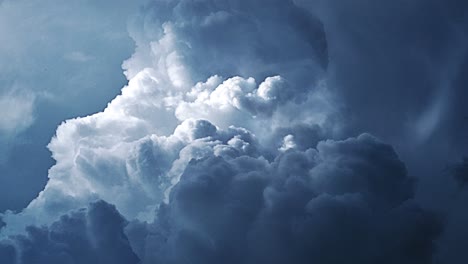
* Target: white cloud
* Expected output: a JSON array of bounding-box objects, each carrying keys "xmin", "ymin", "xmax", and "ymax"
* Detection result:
[
  {"xmin": 63, "ymin": 51, "xmax": 94, "ymax": 62},
  {"xmin": 0, "ymin": 0, "xmax": 334, "ymax": 237},
  {"xmin": 0, "ymin": 93, "xmax": 35, "ymax": 134}
]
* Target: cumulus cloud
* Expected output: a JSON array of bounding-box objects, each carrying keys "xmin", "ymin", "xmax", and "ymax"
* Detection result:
[
  {"xmin": 0, "ymin": 0, "xmax": 453, "ymax": 263},
  {"xmin": 125, "ymin": 134, "xmax": 440, "ymax": 264},
  {"xmin": 3, "ymin": 134, "xmax": 441, "ymax": 263},
  {"xmin": 0, "ymin": 200, "xmax": 138, "ymax": 264},
  {"xmin": 1, "ymin": 0, "xmax": 335, "ymax": 235}
]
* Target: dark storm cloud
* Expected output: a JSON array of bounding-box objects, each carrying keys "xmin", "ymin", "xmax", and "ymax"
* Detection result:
[
  {"xmin": 451, "ymin": 158, "xmax": 468, "ymax": 187},
  {"xmin": 296, "ymin": 0, "xmax": 468, "ymax": 144},
  {"xmin": 292, "ymin": 2, "xmax": 468, "ymax": 261},
  {"xmin": 126, "ymin": 134, "xmax": 441, "ymax": 264},
  {"xmin": 0, "ymin": 201, "xmax": 138, "ymax": 264},
  {"xmin": 0, "ymin": 243, "xmax": 15, "ymax": 264}
]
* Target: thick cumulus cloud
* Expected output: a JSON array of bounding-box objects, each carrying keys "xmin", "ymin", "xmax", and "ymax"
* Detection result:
[
  {"xmin": 0, "ymin": 0, "xmax": 455, "ymax": 263},
  {"xmin": 1, "ymin": 0, "xmax": 335, "ymax": 234},
  {"xmin": 295, "ymin": 0, "xmax": 468, "ymax": 209},
  {"xmin": 0, "ymin": 200, "xmax": 138, "ymax": 264},
  {"xmin": 293, "ymin": 1, "xmax": 468, "ymax": 261},
  {"xmin": 126, "ymin": 134, "xmax": 440, "ymax": 264}
]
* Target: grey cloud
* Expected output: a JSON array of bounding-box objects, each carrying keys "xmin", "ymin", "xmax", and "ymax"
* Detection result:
[
  {"xmin": 0, "ymin": 243, "xmax": 15, "ymax": 264},
  {"xmin": 125, "ymin": 0, "xmax": 327, "ymax": 95},
  {"xmin": 296, "ymin": 0, "xmax": 468, "ymax": 156},
  {"xmin": 126, "ymin": 134, "xmax": 441, "ymax": 264},
  {"xmin": 451, "ymin": 158, "xmax": 468, "ymax": 187},
  {"xmin": 1, "ymin": 200, "xmax": 138, "ymax": 264},
  {"xmin": 272, "ymin": 123, "xmax": 324, "ymax": 151},
  {"xmin": 290, "ymin": 2, "xmax": 468, "ymax": 261}
]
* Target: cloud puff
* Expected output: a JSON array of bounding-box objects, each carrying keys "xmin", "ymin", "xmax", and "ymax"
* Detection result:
[
  {"xmin": 0, "ymin": 114, "xmax": 266, "ymax": 235},
  {"xmin": 0, "ymin": 200, "xmax": 138, "ymax": 264},
  {"xmin": 0, "ymin": 92, "xmax": 35, "ymax": 135},
  {"xmin": 126, "ymin": 134, "xmax": 441, "ymax": 264}
]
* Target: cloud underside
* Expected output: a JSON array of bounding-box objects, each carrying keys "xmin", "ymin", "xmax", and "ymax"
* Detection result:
[{"xmin": 2, "ymin": 0, "xmax": 464, "ymax": 263}]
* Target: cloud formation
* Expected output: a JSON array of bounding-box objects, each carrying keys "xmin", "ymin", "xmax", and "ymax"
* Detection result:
[
  {"xmin": 1, "ymin": 0, "xmax": 335, "ymax": 234},
  {"xmin": 0, "ymin": 200, "xmax": 138, "ymax": 264},
  {"xmin": 0, "ymin": 0, "xmax": 460, "ymax": 263},
  {"xmin": 126, "ymin": 134, "xmax": 440, "ymax": 264},
  {"xmin": 0, "ymin": 92, "xmax": 35, "ymax": 135}
]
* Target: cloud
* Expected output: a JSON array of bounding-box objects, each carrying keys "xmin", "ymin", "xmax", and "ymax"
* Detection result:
[
  {"xmin": 63, "ymin": 51, "xmax": 94, "ymax": 63},
  {"xmin": 0, "ymin": 200, "xmax": 138, "ymax": 264},
  {"xmin": 1, "ymin": 0, "xmax": 334, "ymax": 235},
  {"xmin": 0, "ymin": 0, "xmax": 457, "ymax": 263},
  {"xmin": 123, "ymin": 0, "xmax": 328, "ymax": 82},
  {"xmin": 125, "ymin": 134, "xmax": 441, "ymax": 264},
  {"xmin": 292, "ymin": 2, "xmax": 468, "ymax": 261},
  {"xmin": 451, "ymin": 158, "xmax": 468, "ymax": 187},
  {"xmin": 1, "ymin": 135, "xmax": 441, "ymax": 263},
  {"xmin": 295, "ymin": 0, "xmax": 468, "ymax": 150},
  {"xmin": 0, "ymin": 92, "xmax": 35, "ymax": 135}
]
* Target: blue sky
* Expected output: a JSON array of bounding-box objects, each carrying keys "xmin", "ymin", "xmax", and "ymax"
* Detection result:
[
  {"xmin": 1, "ymin": 0, "xmax": 468, "ymax": 263},
  {"xmin": 0, "ymin": 0, "xmax": 145, "ymax": 210}
]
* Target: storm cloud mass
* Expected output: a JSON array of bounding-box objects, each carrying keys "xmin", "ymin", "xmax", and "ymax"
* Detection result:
[
  {"xmin": 126, "ymin": 134, "xmax": 441, "ymax": 264},
  {"xmin": 1, "ymin": 0, "xmax": 467, "ymax": 263},
  {"xmin": 0, "ymin": 200, "xmax": 138, "ymax": 264}
]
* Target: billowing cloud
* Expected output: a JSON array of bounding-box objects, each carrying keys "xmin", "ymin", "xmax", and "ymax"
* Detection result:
[
  {"xmin": 126, "ymin": 134, "xmax": 440, "ymax": 264},
  {"xmin": 1, "ymin": 135, "xmax": 442, "ymax": 264},
  {"xmin": 1, "ymin": 0, "xmax": 335, "ymax": 235},
  {"xmin": 0, "ymin": 0, "xmax": 459, "ymax": 263},
  {"xmin": 0, "ymin": 200, "xmax": 138, "ymax": 264}
]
